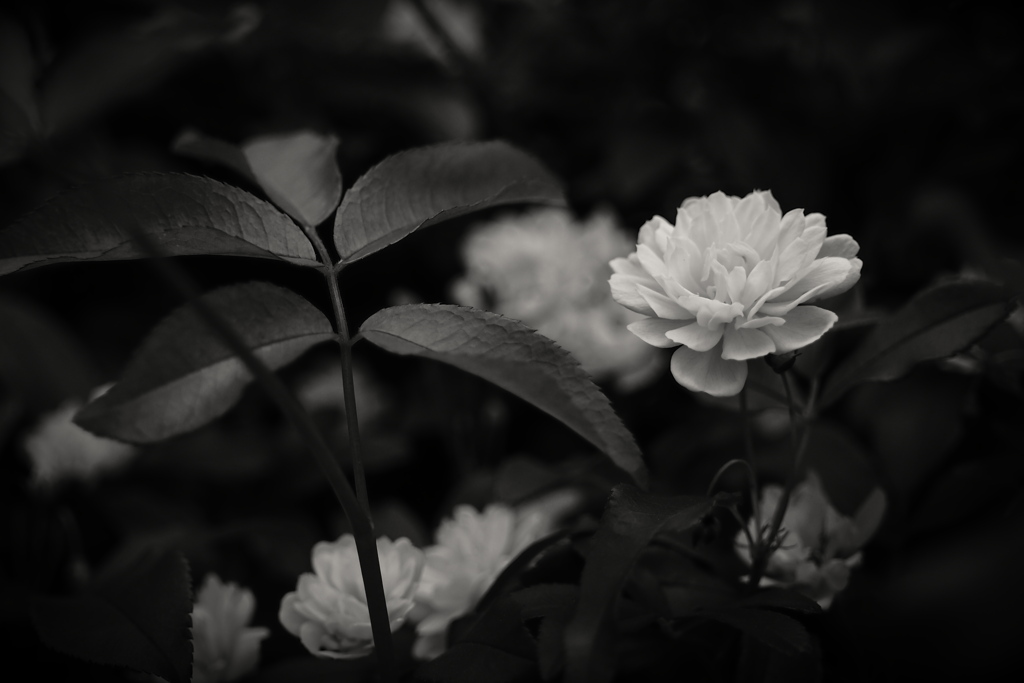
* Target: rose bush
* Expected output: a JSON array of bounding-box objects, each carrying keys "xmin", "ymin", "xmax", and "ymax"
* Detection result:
[
  {"xmin": 609, "ymin": 190, "xmax": 862, "ymax": 396},
  {"xmin": 191, "ymin": 574, "xmax": 269, "ymax": 683},
  {"xmin": 279, "ymin": 535, "xmax": 424, "ymax": 659},
  {"xmin": 736, "ymin": 472, "xmax": 887, "ymax": 608}
]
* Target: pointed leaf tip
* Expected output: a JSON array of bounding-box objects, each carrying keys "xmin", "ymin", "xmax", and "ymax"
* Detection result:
[
  {"xmin": 0, "ymin": 173, "xmax": 319, "ymax": 276},
  {"xmin": 359, "ymin": 304, "xmax": 645, "ymax": 483},
  {"xmin": 333, "ymin": 140, "xmax": 566, "ymax": 265}
]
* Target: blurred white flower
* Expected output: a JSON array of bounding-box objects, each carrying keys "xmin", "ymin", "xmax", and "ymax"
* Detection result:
[
  {"xmin": 736, "ymin": 472, "xmax": 886, "ymax": 608},
  {"xmin": 455, "ymin": 207, "xmax": 662, "ymax": 389},
  {"xmin": 279, "ymin": 535, "xmax": 424, "ymax": 659},
  {"xmin": 610, "ymin": 190, "xmax": 862, "ymax": 396},
  {"xmin": 192, "ymin": 574, "xmax": 269, "ymax": 683},
  {"xmin": 24, "ymin": 384, "xmax": 136, "ymax": 487},
  {"xmin": 295, "ymin": 360, "xmax": 388, "ymax": 426},
  {"xmin": 410, "ymin": 503, "xmax": 555, "ymax": 660}
]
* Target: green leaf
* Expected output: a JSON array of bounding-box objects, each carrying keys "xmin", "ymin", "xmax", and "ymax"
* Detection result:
[
  {"xmin": 76, "ymin": 282, "xmax": 334, "ymax": 443},
  {"xmin": 30, "ymin": 547, "xmax": 193, "ymax": 683},
  {"xmin": 333, "ymin": 140, "xmax": 565, "ymax": 265},
  {"xmin": 359, "ymin": 304, "xmax": 646, "ymax": 484},
  {"xmin": 563, "ymin": 485, "xmax": 717, "ymax": 683},
  {"xmin": 0, "ymin": 173, "xmax": 319, "ymax": 276},
  {"xmin": 175, "ymin": 129, "xmax": 343, "ymax": 228},
  {"xmin": 820, "ymin": 280, "xmax": 1012, "ymax": 407}
]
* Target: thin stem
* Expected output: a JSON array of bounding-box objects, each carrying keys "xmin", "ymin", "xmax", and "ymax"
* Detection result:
[
  {"xmin": 124, "ymin": 223, "xmax": 397, "ymax": 683},
  {"xmin": 706, "ymin": 458, "xmax": 757, "ymax": 498},
  {"xmin": 746, "ymin": 370, "xmax": 810, "ymax": 590},
  {"xmin": 738, "ymin": 387, "xmax": 761, "ymax": 537},
  {"xmin": 305, "ymin": 228, "xmax": 371, "ymax": 516}
]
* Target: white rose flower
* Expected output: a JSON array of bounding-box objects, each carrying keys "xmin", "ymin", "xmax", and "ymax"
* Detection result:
[
  {"xmin": 609, "ymin": 190, "xmax": 862, "ymax": 396},
  {"xmin": 455, "ymin": 207, "xmax": 662, "ymax": 389},
  {"xmin": 24, "ymin": 384, "xmax": 136, "ymax": 487},
  {"xmin": 191, "ymin": 574, "xmax": 269, "ymax": 683},
  {"xmin": 736, "ymin": 472, "xmax": 886, "ymax": 608},
  {"xmin": 279, "ymin": 535, "xmax": 424, "ymax": 659},
  {"xmin": 410, "ymin": 503, "xmax": 554, "ymax": 660}
]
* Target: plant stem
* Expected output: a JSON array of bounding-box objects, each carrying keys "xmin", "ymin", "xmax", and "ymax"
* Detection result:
[
  {"xmin": 746, "ymin": 370, "xmax": 810, "ymax": 590},
  {"xmin": 738, "ymin": 387, "xmax": 761, "ymax": 537},
  {"xmin": 125, "ymin": 222, "xmax": 397, "ymax": 683},
  {"xmin": 305, "ymin": 228, "xmax": 371, "ymax": 516}
]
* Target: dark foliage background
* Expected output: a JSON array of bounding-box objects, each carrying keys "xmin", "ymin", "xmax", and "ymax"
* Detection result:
[{"xmin": 2, "ymin": 1, "xmax": 1023, "ymax": 681}]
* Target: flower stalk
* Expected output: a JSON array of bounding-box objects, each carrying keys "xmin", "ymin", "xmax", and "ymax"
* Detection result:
[{"xmin": 747, "ymin": 367, "xmax": 811, "ymax": 589}]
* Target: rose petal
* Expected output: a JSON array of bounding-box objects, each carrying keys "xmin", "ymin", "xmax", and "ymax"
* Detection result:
[
  {"xmin": 721, "ymin": 326, "xmax": 776, "ymax": 361},
  {"xmin": 761, "ymin": 306, "xmax": 837, "ymax": 353},
  {"xmin": 670, "ymin": 343, "xmax": 748, "ymax": 396},
  {"xmin": 665, "ymin": 321, "xmax": 725, "ymax": 352},
  {"xmin": 771, "ymin": 257, "xmax": 855, "ymax": 305},
  {"xmin": 609, "ymin": 273, "xmax": 656, "ymax": 316},
  {"xmin": 627, "ymin": 318, "xmax": 686, "ymax": 348},
  {"xmin": 638, "ymin": 285, "xmax": 693, "ymax": 320},
  {"xmin": 817, "ymin": 234, "xmax": 860, "ymax": 259}
]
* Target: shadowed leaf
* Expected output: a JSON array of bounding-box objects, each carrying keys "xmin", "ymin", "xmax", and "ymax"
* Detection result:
[
  {"xmin": 333, "ymin": 140, "xmax": 565, "ymax": 264},
  {"xmin": 820, "ymin": 280, "xmax": 1012, "ymax": 407},
  {"xmin": 564, "ymin": 486, "xmax": 717, "ymax": 683},
  {"xmin": 0, "ymin": 173, "xmax": 319, "ymax": 276},
  {"xmin": 76, "ymin": 282, "xmax": 334, "ymax": 443},
  {"xmin": 31, "ymin": 547, "xmax": 193, "ymax": 683},
  {"xmin": 359, "ymin": 304, "xmax": 646, "ymax": 484}
]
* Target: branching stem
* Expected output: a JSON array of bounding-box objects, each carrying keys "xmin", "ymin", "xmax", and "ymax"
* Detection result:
[{"xmin": 127, "ymin": 221, "xmax": 396, "ymax": 683}]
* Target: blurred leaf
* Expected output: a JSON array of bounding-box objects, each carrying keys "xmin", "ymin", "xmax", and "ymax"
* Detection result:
[
  {"xmin": 360, "ymin": 304, "xmax": 647, "ymax": 484},
  {"xmin": 910, "ymin": 455, "xmax": 1024, "ymax": 537},
  {"xmin": 176, "ymin": 129, "xmax": 343, "ymax": 228},
  {"xmin": 248, "ymin": 657, "xmax": 375, "ymax": 683},
  {"xmin": 820, "ymin": 280, "xmax": 1012, "ymax": 407},
  {"xmin": 476, "ymin": 532, "xmax": 573, "ymax": 614},
  {"xmin": 697, "ymin": 606, "xmax": 812, "ymax": 656},
  {"xmin": 737, "ymin": 588, "xmax": 823, "ymax": 615},
  {"xmin": 30, "ymin": 547, "xmax": 192, "ymax": 683},
  {"xmin": 0, "ymin": 13, "xmax": 40, "ymax": 165},
  {"xmin": 37, "ymin": 7, "xmax": 238, "ymax": 137},
  {"xmin": 564, "ymin": 485, "xmax": 717, "ymax": 683},
  {"xmin": 0, "ymin": 174, "xmax": 319, "ymax": 276},
  {"xmin": 0, "ymin": 293, "xmax": 101, "ymax": 411},
  {"xmin": 76, "ymin": 282, "xmax": 334, "ymax": 443},
  {"xmin": 173, "ymin": 128, "xmax": 258, "ymax": 183},
  {"xmin": 418, "ymin": 593, "xmax": 539, "ymax": 683},
  {"xmin": 333, "ymin": 140, "xmax": 565, "ymax": 264}
]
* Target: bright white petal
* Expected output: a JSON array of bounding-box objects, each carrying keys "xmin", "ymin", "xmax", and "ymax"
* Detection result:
[
  {"xmin": 638, "ymin": 285, "xmax": 693, "ymax": 320},
  {"xmin": 670, "ymin": 343, "xmax": 748, "ymax": 397},
  {"xmin": 721, "ymin": 326, "xmax": 776, "ymax": 361},
  {"xmin": 772, "ymin": 257, "xmax": 854, "ymax": 304},
  {"xmin": 627, "ymin": 318, "xmax": 684, "ymax": 348},
  {"xmin": 761, "ymin": 306, "xmax": 837, "ymax": 353},
  {"xmin": 609, "ymin": 274, "xmax": 656, "ymax": 316},
  {"xmin": 817, "ymin": 234, "xmax": 859, "ymax": 259},
  {"xmin": 665, "ymin": 322, "xmax": 725, "ymax": 352}
]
